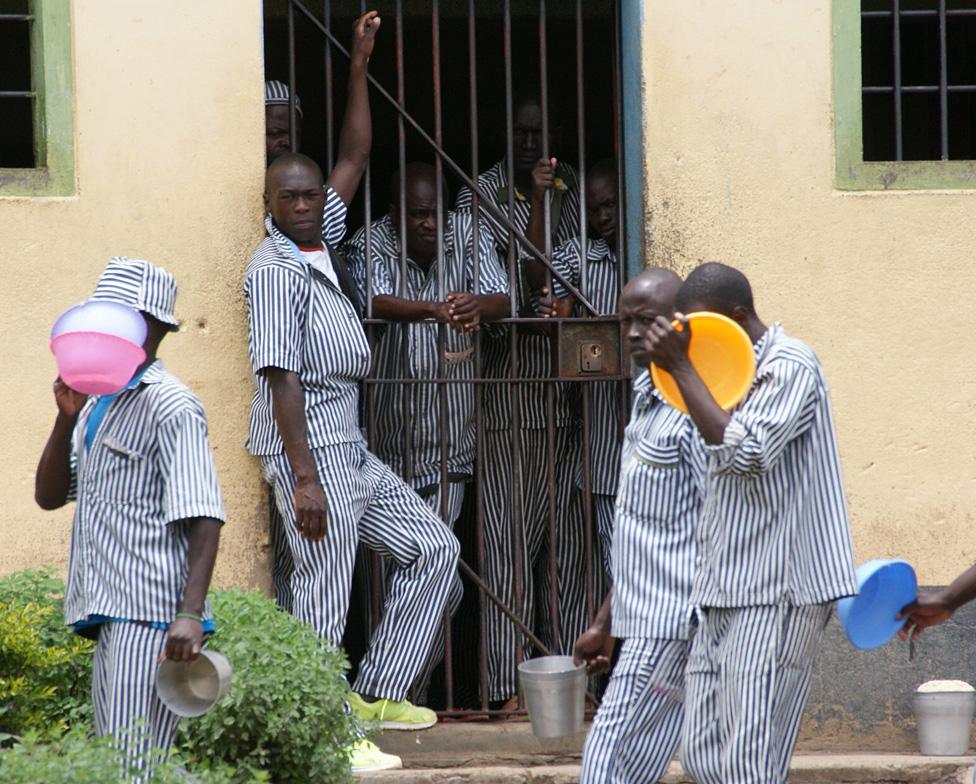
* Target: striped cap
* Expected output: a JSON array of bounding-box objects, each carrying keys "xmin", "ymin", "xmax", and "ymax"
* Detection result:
[
  {"xmin": 89, "ymin": 257, "xmax": 180, "ymax": 330},
  {"xmin": 265, "ymin": 80, "xmax": 303, "ymax": 117}
]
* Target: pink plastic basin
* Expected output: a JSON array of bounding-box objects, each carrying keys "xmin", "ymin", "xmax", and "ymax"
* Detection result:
[{"xmin": 50, "ymin": 332, "xmax": 145, "ymax": 395}]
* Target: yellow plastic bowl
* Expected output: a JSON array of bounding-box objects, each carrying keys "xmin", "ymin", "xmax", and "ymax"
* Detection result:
[{"xmin": 650, "ymin": 311, "xmax": 756, "ymax": 413}]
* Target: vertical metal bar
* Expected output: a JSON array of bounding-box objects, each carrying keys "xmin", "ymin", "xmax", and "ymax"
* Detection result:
[
  {"xmin": 357, "ymin": 0, "xmax": 379, "ymax": 634},
  {"xmin": 395, "ymin": 0, "xmax": 415, "ymax": 488},
  {"xmin": 324, "ymin": 0, "xmax": 334, "ymax": 168},
  {"xmin": 503, "ymin": 0, "xmax": 527, "ymax": 707},
  {"xmin": 612, "ymin": 0, "xmax": 627, "ymax": 284},
  {"xmin": 576, "ymin": 0, "xmax": 588, "ymax": 295},
  {"xmin": 361, "ymin": 0, "xmax": 373, "ymax": 322},
  {"xmin": 575, "ymin": 0, "xmax": 596, "ymax": 623},
  {"xmin": 431, "ymin": 0, "xmax": 454, "ymax": 712},
  {"xmin": 288, "ymin": 0, "xmax": 298, "ymax": 152},
  {"xmin": 538, "ymin": 0, "xmax": 561, "ymax": 652},
  {"xmin": 893, "ymin": 0, "xmax": 903, "ymax": 161},
  {"xmin": 468, "ymin": 0, "xmax": 491, "ymax": 715},
  {"xmin": 580, "ymin": 383, "xmax": 595, "ymax": 621},
  {"xmin": 938, "ymin": 0, "xmax": 949, "ymax": 160}
]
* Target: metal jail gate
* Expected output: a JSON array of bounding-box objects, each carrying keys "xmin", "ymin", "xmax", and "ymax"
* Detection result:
[{"xmin": 264, "ymin": 0, "xmax": 633, "ymax": 715}]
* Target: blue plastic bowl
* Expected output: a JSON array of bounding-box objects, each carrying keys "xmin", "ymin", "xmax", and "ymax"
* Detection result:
[{"xmin": 835, "ymin": 559, "xmax": 917, "ymax": 650}]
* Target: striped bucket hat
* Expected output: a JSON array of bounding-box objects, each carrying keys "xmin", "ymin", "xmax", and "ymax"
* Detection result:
[
  {"xmin": 89, "ymin": 257, "xmax": 179, "ymax": 330},
  {"xmin": 265, "ymin": 80, "xmax": 303, "ymax": 117}
]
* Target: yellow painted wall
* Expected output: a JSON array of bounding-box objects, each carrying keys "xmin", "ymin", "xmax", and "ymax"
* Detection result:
[
  {"xmin": 4, "ymin": 0, "xmax": 970, "ymax": 596},
  {"xmin": 642, "ymin": 0, "xmax": 976, "ymax": 585},
  {"xmin": 0, "ymin": 0, "xmax": 270, "ymax": 589}
]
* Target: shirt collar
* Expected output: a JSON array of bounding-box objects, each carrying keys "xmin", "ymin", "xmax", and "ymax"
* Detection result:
[
  {"xmin": 587, "ymin": 237, "xmax": 614, "ymax": 262},
  {"xmin": 753, "ymin": 322, "xmax": 783, "ymax": 367}
]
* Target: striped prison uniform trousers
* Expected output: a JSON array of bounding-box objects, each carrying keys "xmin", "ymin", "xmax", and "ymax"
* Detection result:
[
  {"xmin": 591, "ymin": 492, "xmax": 616, "ymax": 579},
  {"xmin": 361, "ymin": 479, "xmax": 467, "ymax": 705},
  {"xmin": 482, "ymin": 426, "xmax": 590, "ymax": 702},
  {"xmin": 681, "ymin": 603, "xmax": 831, "ymax": 784},
  {"xmin": 92, "ymin": 622, "xmax": 181, "ymax": 773},
  {"xmin": 580, "ymin": 638, "xmax": 689, "ymax": 784},
  {"xmin": 261, "ymin": 441, "xmax": 461, "ymax": 701}
]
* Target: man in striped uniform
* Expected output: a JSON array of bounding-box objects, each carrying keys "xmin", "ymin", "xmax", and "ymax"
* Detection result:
[
  {"xmin": 646, "ymin": 262, "xmax": 858, "ymax": 783},
  {"xmin": 343, "ymin": 162, "xmax": 510, "ymax": 526},
  {"xmin": 265, "ymin": 78, "xmax": 301, "ymax": 163},
  {"xmin": 573, "ymin": 267, "xmax": 704, "ymax": 784},
  {"xmin": 246, "ymin": 151, "xmax": 460, "ymax": 754},
  {"xmin": 35, "ymin": 257, "xmax": 225, "ymax": 773},
  {"xmin": 455, "ymin": 89, "xmax": 587, "ymax": 710},
  {"xmin": 342, "ymin": 163, "xmax": 508, "ymax": 702},
  {"xmin": 526, "ymin": 158, "xmax": 624, "ymax": 577}
]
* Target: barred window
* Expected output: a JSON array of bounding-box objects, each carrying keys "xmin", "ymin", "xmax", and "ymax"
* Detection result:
[
  {"xmin": 861, "ymin": 0, "xmax": 976, "ymax": 161},
  {"xmin": 0, "ymin": 0, "xmax": 34, "ymax": 167}
]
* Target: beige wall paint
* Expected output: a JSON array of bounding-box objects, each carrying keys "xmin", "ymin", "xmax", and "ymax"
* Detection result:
[
  {"xmin": 643, "ymin": 0, "xmax": 976, "ymax": 584},
  {"xmin": 0, "ymin": 1, "xmax": 270, "ymax": 589}
]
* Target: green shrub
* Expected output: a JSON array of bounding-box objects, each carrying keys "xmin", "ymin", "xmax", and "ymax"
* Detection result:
[
  {"xmin": 177, "ymin": 589, "xmax": 358, "ymax": 784},
  {"xmin": 0, "ymin": 569, "xmax": 93, "ymax": 738},
  {"xmin": 0, "ymin": 729, "xmax": 265, "ymax": 784}
]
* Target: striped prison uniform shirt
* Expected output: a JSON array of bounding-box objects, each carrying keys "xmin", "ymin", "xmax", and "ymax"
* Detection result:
[
  {"xmin": 611, "ymin": 371, "xmax": 704, "ymax": 640},
  {"xmin": 455, "ymin": 158, "xmax": 581, "ymax": 431},
  {"xmin": 245, "ymin": 195, "xmax": 366, "ymax": 456},
  {"xmin": 551, "ymin": 236, "xmax": 626, "ymax": 496},
  {"xmin": 245, "ymin": 204, "xmax": 462, "ymax": 703},
  {"xmin": 691, "ymin": 323, "xmax": 859, "ymax": 608},
  {"xmin": 579, "ymin": 373, "xmax": 703, "ymax": 784},
  {"xmin": 63, "ymin": 360, "xmax": 226, "ymax": 627},
  {"xmin": 341, "ymin": 211, "xmax": 509, "ymax": 488}
]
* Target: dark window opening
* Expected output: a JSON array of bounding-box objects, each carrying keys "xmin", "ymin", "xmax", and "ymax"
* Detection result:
[
  {"xmin": 0, "ymin": 0, "xmax": 35, "ymax": 168},
  {"xmin": 861, "ymin": 0, "xmax": 976, "ymax": 161},
  {"xmin": 262, "ymin": 0, "xmax": 617, "ymax": 230}
]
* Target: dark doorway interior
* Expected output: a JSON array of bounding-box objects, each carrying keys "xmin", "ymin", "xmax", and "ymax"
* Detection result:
[{"xmin": 263, "ymin": 0, "xmax": 620, "ymax": 712}]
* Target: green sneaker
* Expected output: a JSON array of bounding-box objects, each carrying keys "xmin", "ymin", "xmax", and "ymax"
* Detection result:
[
  {"xmin": 349, "ymin": 738, "xmax": 402, "ymax": 773},
  {"xmin": 348, "ymin": 691, "xmax": 438, "ymax": 730}
]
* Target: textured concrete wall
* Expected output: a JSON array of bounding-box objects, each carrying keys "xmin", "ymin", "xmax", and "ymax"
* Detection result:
[
  {"xmin": 642, "ymin": 0, "xmax": 976, "ymax": 584},
  {"xmin": 0, "ymin": 1, "xmax": 270, "ymax": 590}
]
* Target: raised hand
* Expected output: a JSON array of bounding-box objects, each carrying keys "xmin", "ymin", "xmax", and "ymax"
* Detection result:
[
  {"xmin": 530, "ymin": 157, "xmax": 557, "ymax": 204},
  {"xmin": 53, "ymin": 378, "xmax": 87, "ymax": 418},
  {"xmin": 350, "ymin": 10, "xmax": 381, "ymax": 65},
  {"xmin": 646, "ymin": 313, "xmax": 692, "ymax": 372}
]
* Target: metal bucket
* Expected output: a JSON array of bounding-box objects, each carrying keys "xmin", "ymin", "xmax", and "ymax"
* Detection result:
[
  {"xmin": 517, "ymin": 655, "xmax": 586, "ymax": 738},
  {"xmin": 156, "ymin": 650, "xmax": 233, "ymax": 718},
  {"xmin": 913, "ymin": 691, "xmax": 976, "ymax": 756}
]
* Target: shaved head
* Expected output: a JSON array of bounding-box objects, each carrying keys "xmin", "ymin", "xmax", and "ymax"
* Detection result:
[
  {"xmin": 265, "ymin": 151, "xmax": 323, "ymax": 193},
  {"xmin": 389, "ymin": 162, "xmax": 449, "ymax": 205},
  {"xmin": 675, "ymin": 261, "xmax": 755, "ymax": 317},
  {"xmin": 263, "ymin": 152, "xmax": 326, "ymax": 245},
  {"xmin": 620, "ymin": 267, "xmax": 683, "ymax": 367},
  {"xmin": 622, "ymin": 267, "xmax": 682, "ymax": 305}
]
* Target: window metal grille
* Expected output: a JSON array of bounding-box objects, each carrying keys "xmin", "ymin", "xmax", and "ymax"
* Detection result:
[
  {"xmin": 269, "ymin": 0, "xmax": 628, "ymax": 716},
  {"xmin": 0, "ymin": 0, "xmax": 35, "ymax": 168},
  {"xmin": 861, "ymin": 0, "xmax": 976, "ymax": 161}
]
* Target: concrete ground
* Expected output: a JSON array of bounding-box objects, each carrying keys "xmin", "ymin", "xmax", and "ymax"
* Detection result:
[{"xmin": 362, "ymin": 723, "xmax": 975, "ymax": 783}]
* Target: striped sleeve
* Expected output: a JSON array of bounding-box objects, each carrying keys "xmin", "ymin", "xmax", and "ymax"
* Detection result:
[
  {"xmin": 340, "ymin": 232, "xmax": 368, "ymax": 306},
  {"xmin": 66, "ymin": 428, "xmax": 80, "ymax": 503},
  {"xmin": 467, "ymin": 217, "xmax": 508, "ymax": 296},
  {"xmin": 454, "ymin": 183, "xmax": 474, "ymax": 211},
  {"xmin": 708, "ymin": 359, "xmax": 819, "ymax": 477},
  {"xmin": 246, "ymin": 264, "xmax": 306, "ymax": 374},
  {"xmin": 322, "ymin": 186, "xmax": 348, "ymax": 247},
  {"xmin": 549, "ymin": 240, "xmax": 581, "ymax": 300},
  {"xmin": 157, "ymin": 407, "xmax": 226, "ymax": 525}
]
